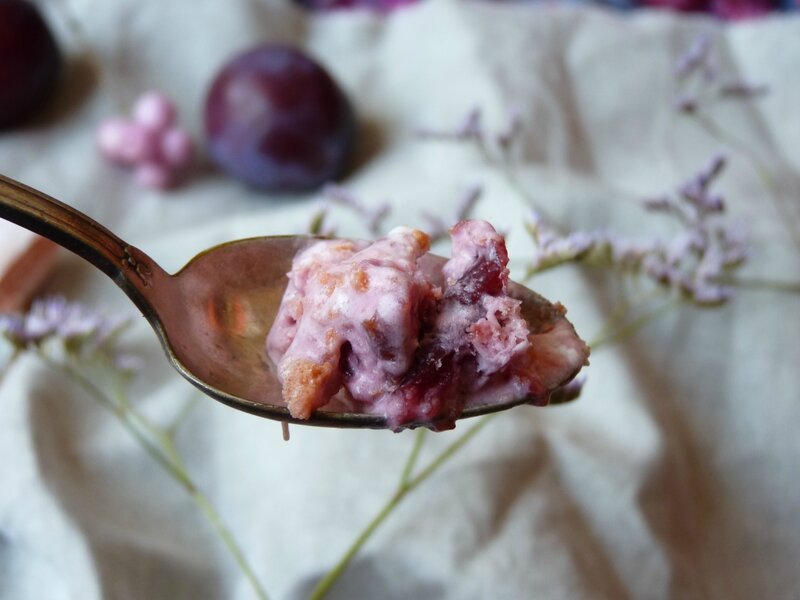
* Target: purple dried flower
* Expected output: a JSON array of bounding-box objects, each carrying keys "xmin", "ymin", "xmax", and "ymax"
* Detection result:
[
  {"xmin": 527, "ymin": 154, "xmax": 748, "ymax": 307},
  {"xmin": 718, "ymin": 221, "xmax": 750, "ymax": 266},
  {"xmin": 0, "ymin": 296, "xmax": 132, "ymax": 350},
  {"xmin": 688, "ymin": 247, "xmax": 734, "ymax": 305},
  {"xmin": 675, "ymin": 34, "xmax": 712, "ymax": 80},
  {"xmin": 642, "ymin": 195, "xmax": 677, "ymax": 213},
  {"xmin": 454, "ymin": 183, "xmax": 483, "ymax": 220},
  {"xmin": 495, "ymin": 108, "xmax": 523, "ymax": 150},
  {"xmin": 675, "ymin": 95, "xmax": 699, "ymax": 114},
  {"xmin": 322, "ymin": 184, "xmax": 391, "ymax": 236},
  {"xmin": 0, "ymin": 313, "xmax": 25, "ymax": 342},
  {"xmin": 674, "ymin": 37, "xmax": 767, "ymax": 114},
  {"xmin": 642, "ymin": 254, "xmax": 677, "ymax": 285},
  {"xmin": 422, "ymin": 184, "xmax": 483, "ymax": 243},
  {"xmin": 610, "ymin": 240, "xmax": 653, "ymax": 267},
  {"xmin": 526, "ymin": 212, "xmax": 605, "ymax": 272},
  {"xmin": 416, "ymin": 106, "xmax": 525, "ymax": 154},
  {"xmin": 676, "ymin": 152, "xmax": 728, "ymax": 218},
  {"xmin": 690, "ymin": 281, "xmax": 734, "ymax": 305},
  {"xmin": 718, "ymin": 80, "xmax": 770, "ymax": 99},
  {"xmin": 416, "ymin": 108, "xmax": 483, "ymax": 142},
  {"xmin": 114, "ymin": 352, "xmax": 145, "ymax": 374}
]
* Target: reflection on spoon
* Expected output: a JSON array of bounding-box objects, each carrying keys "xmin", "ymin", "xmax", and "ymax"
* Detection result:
[{"xmin": 0, "ymin": 175, "xmax": 587, "ymax": 429}]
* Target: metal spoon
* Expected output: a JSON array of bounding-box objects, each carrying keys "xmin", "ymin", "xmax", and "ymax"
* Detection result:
[{"xmin": 0, "ymin": 175, "xmax": 587, "ymax": 429}]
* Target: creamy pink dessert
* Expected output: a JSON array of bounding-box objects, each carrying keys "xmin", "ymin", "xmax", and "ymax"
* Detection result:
[{"xmin": 267, "ymin": 220, "xmax": 588, "ymax": 431}]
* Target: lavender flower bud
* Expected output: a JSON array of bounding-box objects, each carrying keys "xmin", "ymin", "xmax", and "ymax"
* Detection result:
[
  {"xmin": 675, "ymin": 34, "xmax": 712, "ymax": 80},
  {"xmin": 496, "ymin": 108, "xmax": 523, "ymax": 150},
  {"xmin": 718, "ymin": 80, "xmax": 769, "ymax": 99},
  {"xmin": 641, "ymin": 196, "xmax": 675, "ymax": 212},
  {"xmin": 675, "ymin": 95, "xmax": 699, "ymax": 114},
  {"xmin": 691, "ymin": 282, "xmax": 733, "ymax": 306},
  {"xmin": 718, "ymin": 221, "xmax": 750, "ymax": 266},
  {"xmin": 415, "ymin": 107, "xmax": 483, "ymax": 142},
  {"xmin": 322, "ymin": 184, "xmax": 391, "ymax": 236},
  {"xmin": 0, "ymin": 297, "xmax": 134, "ymax": 351}
]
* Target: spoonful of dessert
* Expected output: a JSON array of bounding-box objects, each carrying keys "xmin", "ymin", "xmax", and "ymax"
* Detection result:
[{"xmin": 0, "ymin": 175, "xmax": 589, "ymax": 431}]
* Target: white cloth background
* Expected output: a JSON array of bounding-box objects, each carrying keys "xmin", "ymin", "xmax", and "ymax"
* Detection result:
[{"xmin": 1, "ymin": 1, "xmax": 799, "ymax": 598}]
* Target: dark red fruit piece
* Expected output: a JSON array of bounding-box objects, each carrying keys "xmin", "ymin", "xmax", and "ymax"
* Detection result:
[
  {"xmin": 392, "ymin": 344, "xmax": 462, "ymax": 431},
  {"xmin": 204, "ymin": 44, "xmax": 356, "ymax": 192},
  {"xmin": 445, "ymin": 233, "xmax": 509, "ymax": 304},
  {"xmin": 0, "ymin": 0, "xmax": 62, "ymax": 129},
  {"xmin": 445, "ymin": 255, "xmax": 507, "ymax": 304}
]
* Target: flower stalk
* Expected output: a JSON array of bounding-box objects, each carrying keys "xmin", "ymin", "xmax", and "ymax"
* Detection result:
[
  {"xmin": 309, "ymin": 416, "xmax": 496, "ymax": 600},
  {"xmin": 0, "ymin": 299, "xmax": 271, "ymax": 600}
]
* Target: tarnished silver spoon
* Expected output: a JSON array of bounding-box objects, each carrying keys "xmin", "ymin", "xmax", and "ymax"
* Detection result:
[{"xmin": 0, "ymin": 175, "xmax": 587, "ymax": 429}]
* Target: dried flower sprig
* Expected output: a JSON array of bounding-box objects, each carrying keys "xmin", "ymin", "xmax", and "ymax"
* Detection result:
[
  {"xmin": 673, "ymin": 34, "xmax": 768, "ymax": 115},
  {"xmin": 420, "ymin": 183, "xmax": 482, "ymax": 243},
  {"xmin": 526, "ymin": 153, "xmax": 749, "ymax": 306},
  {"xmin": 309, "ymin": 416, "xmax": 498, "ymax": 600},
  {"xmin": 416, "ymin": 106, "xmax": 525, "ymax": 157},
  {"xmin": 0, "ymin": 298, "xmax": 270, "ymax": 600},
  {"xmin": 416, "ymin": 106, "xmax": 542, "ymax": 211},
  {"xmin": 0, "ymin": 296, "xmax": 136, "ymax": 367},
  {"xmin": 321, "ymin": 184, "xmax": 392, "ymax": 236},
  {"xmin": 672, "ymin": 35, "xmax": 800, "ymax": 251},
  {"xmin": 308, "ymin": 183, "xmax": 485, "ymax": 245}
]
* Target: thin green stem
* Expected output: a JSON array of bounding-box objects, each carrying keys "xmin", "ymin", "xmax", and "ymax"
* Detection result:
[
  {"xmin": 399, "ymin": 429, "xmax": 427, "ymax": 486},
  {"xmin": 308, "ymin": 488, "xmax": 405, "ymax": 600},
  {"xmin": 473, "ymin": 138, "xmax": 556, "ymax": 223},
  {"xmin": 309, "ymin": 415, "xmax": 496, "ymax": 600},
  {"xmin": 0, "ymin": 347, "xmax": 21, "ymax": 384},
  {"xmin": 588, "ymin": 287, "xmax": 666, "ymax": 350},
  {"xmin": 39, "ymin": 352, "xmax": 270, "ymax": 600},
  {"xmin": 719, "ymin": 275, "xmax": 800, "ymax": 294},
  {"xmin": 689, "ymin": 112, "xmax": 800, "ymax": 251},
  {"xmin": 165, "ymin": 397, "xmax": 201, "ymax": 438},
  {"xmin": 45, "ymin": 355, "xmax": 193, "ymax": 488},
  {"xmin": 406, "ymin": 415, "xmax": 496, "ymax": 490},
  {"xmin": 690, "ymin": 112, "xmax": 775, "ymax": 189},
  {"xmin": 191, "ymin": 489, "xmax": 270, "ymax": 600},
  {"xmin": 589, "ymin": 297, "xmax": 678, "ymax": 351}
]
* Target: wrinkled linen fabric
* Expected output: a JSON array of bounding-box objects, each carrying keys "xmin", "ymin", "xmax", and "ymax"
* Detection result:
[{"xmin": 1, "ymin": 1, "xmax": 799, "ymax": 599}]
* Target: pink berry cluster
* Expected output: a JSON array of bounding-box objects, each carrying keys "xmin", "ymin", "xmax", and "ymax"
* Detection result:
[{"xmin": 97, "ymin": 92, "xmax": 194, "ymax": 190}]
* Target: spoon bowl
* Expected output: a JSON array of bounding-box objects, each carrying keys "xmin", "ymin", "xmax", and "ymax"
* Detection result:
[{"xmin": 0, "ymin": 175, "xmax": 586, "ymax": 429}]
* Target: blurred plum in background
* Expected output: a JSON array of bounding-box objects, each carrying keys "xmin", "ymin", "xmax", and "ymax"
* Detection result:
[
  {"xmin": 293, "ymin": 0, "xmax": 417, "ymax": 10},
  {"xmin": 204, "ymin": 45, "xmax": 356, "ymax": 193},
  {"xmin": 0, "ymin": 0, "xmax": 62, "ymax": 129}
]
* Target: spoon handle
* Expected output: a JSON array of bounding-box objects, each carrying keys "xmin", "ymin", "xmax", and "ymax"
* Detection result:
[{"xmin": 0, "ymin": 174, "xmax": 164, "ymax": 304}]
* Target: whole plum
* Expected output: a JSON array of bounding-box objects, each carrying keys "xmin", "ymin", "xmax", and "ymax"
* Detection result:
[
  {"xmin": 0, "ymin": 0, "xmax": 62, "ymax": 129},
  {"xmin": 204, "ymin": 44, "xmax": 356, "ymax": 192}
]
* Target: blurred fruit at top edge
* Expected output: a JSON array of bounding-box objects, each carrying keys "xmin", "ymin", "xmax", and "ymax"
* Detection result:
[
  {"xmin": 204, "ymin": 44, "xmax": 356, "ymax": 193},
  {"xmin": 0, "ymin": 0, "xmax": 62, "ymax": 130},
  {"xmin": 711, "ymin": 0, "xmax": 778, "ymax": 18},
  {"xmin": 293, "ymin": 0, "xmax": 417, "ymax": 11},
  {"xmin": 641, "ymin": 0, "xmax": 709, "ymax": 12}
]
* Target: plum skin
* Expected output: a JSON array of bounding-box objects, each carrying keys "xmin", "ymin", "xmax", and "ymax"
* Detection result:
[
  {"xmin": 0, "ymin": 0, "xmax": 62, "ymax": 129},
  {"xmin": 204, "ymin": 44, "xmax": 357, "ymax": 192}
]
